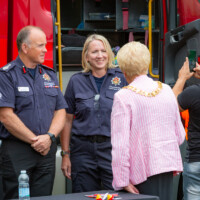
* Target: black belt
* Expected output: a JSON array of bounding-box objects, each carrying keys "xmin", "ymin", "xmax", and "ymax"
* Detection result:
[{"xmin": 75, "ymin": 135, "xmax": 110, "ymax": 143}]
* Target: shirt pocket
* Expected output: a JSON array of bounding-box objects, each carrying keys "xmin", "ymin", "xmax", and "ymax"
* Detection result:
[
  {"xmin": 15, "ymin": 90, "xmax": 34, "ymax": 110},
  {"xmin": 104, "ymin": 90, "xmax": 116, "ymax": 110},
  {"xmin": 44, "ymin": 88, "xmax": 58, "ymax": 111},
  {"xmin": 105, "ymin": 90, "xmax": 116, "ymax": 100},
  {"xmin": 75, "ymin": 92, "xmax": 94, "ymax": 112}
]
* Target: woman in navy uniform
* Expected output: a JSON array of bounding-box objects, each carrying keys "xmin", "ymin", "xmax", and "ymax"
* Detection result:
[{"xmin": 60, "ymin": 34, "xmax": 127, "ymax": 192}]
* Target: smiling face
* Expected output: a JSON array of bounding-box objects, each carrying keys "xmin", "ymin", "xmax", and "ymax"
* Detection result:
[
  {"xmin": 86, "ymin": 40, "xmax": 108, "ymax": 75},
  {"xmin": 24, "ymin": 29, "xmax": 47, "ymax": 66}
]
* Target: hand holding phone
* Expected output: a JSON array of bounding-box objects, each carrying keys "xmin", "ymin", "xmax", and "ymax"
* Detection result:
[{"xmin": 188, "ymin": 50, "xmax": 196, "ymax": 72}]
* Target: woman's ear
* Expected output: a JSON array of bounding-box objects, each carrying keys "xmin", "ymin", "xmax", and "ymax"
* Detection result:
[{"xmin": 123, "ymin": 72, "xmax": 127, "ymax": 79}]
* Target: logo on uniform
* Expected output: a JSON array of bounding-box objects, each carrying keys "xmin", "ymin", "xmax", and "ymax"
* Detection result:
[
  {"xmin": 43, "ymin": 73, "xmax": 51, "ymax": 81},
  {"xmin": 0, "ymin": 92, "xmax": 2, "ymax": 99},
  {"xmin": 111, "ymin": 76, "xmax": 121, "ymax": 86}
]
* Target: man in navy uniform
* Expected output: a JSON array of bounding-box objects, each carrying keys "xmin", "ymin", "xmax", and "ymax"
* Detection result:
[
  {"xmin": 0, "ymin": 139, "xmax": 2, "ymax": 200},
  {"xmin": 0, "ymin": 26, "xmax": 67, "ymax": 199}
]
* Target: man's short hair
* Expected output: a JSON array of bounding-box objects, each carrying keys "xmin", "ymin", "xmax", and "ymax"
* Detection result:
[{"xmin": 16, "ymin": 25, "xmax": 44, "ymax": 52}]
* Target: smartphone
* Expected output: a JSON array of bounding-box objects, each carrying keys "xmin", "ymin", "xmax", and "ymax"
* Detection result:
[{"xmin": 188, "ymin": 50, "xmax": 196, "ymax": 72}]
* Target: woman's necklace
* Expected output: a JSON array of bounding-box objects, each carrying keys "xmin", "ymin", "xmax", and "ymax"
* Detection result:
[{"xmin": 123, "ymin": 81, "xmax": 162, "ymax": 97}]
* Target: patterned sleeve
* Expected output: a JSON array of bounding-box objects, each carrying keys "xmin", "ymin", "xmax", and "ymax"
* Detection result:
[
  {"xmin": 175, "ymin": 102, "xmax": 186, "ymax": 145},
  {"xmin": 172, "ymin": 90, "xmax": 186, "ymax": 145},
  {"xmin": 111, "ymin": 92, "xmax": 131, "ymax": 190}
]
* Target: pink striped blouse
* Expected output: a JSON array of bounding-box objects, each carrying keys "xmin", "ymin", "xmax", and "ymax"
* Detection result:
[{"xmin": 111, "ymin": 75, "xmax": 185, "ymax": 190}]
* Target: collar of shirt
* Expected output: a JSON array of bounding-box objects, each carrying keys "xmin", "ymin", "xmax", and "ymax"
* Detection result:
[
  {"xmin": 83, "ymin": 68, "xmax": 116, "ymax": 76},
  {"xmin": 15, "ymin": 56, "xmax": 25, "ymax": 67}
]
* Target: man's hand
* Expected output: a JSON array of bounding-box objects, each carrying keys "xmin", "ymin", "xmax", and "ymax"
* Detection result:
[
  {"xmin": 173, "ymin": 57, "xmax": 194, "ymax": 98},
  {"xmin": 40, "ymin": 147, "xmax": 50, "ymax": 156},
  {"xmin": 61, "ymin": 156, "xmax": 71, "ymax": 179},
  {"xmin": 31, "ymin": 134, "xmax": 51, "ymax": 155},
  {"xmin": 193, "ymin": 62, "xmax": 200, "ymax": 79},
  {"xmin": 124, "ymin": 183, "xmax": 139, "ymax": 194},
  {"xmin": 178, "ymin": 57, "xmax": 193, "ymax": 81}
]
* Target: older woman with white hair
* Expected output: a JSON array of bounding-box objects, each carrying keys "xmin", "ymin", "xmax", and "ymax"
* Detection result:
[{"xmin": 111, "ymin": 41, "xmax": 185, "ymax": 200}]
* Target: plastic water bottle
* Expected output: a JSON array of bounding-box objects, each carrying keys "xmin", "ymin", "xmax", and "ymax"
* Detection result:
[{"xmin": 18, "ymin": 170, "xmax": 30, "ymax": 200}]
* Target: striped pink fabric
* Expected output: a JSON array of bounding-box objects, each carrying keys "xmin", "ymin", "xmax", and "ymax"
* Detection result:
[{"xmin": 111, "ymin": 75, "xmax": 185, "ymax": 190}]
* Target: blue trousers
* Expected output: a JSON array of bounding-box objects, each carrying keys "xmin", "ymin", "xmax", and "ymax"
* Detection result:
[
  {"xmin": 70, "ymin": 135, "xmax": 113, "ymax": 193},
  {"xmin": 183, "ymin": 162, "xmax": 200, "ymax": 200}
]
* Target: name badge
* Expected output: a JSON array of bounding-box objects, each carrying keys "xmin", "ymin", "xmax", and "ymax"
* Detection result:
[{"xmin": 18, "ymin": 87, "xmax": 30, "ymax": 92}]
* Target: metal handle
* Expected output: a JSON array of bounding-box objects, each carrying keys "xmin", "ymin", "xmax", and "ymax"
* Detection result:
[
  {"xmin": 170, "ymin": 31, "xmax": 184, "ymax": 43},
  {"xmin": 148, "ymin": 0, "xmax": 159, "ymax": 79}
]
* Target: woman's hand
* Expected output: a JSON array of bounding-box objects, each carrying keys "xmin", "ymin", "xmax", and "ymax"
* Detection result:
[
  {"xmin": 61, "ymin": 155, "xmax": 71, "ymax": 179},
  {"xmin": 124, "ymin": 183, "xmax": 139, "ymax": 194}
]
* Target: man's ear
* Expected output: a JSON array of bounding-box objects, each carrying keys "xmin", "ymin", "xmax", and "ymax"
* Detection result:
[{"xmin": 21, "ymin": 43, "xmax": 29, "ymax": 54}]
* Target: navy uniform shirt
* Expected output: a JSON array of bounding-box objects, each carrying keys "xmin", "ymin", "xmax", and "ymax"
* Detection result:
[
  {"xmin": 0, "ymin": 56, "xmax": 68, "ymax": 139},
  {"xmin": 64, "ymin": 67, "xmax": 127, "ymax": 137}
]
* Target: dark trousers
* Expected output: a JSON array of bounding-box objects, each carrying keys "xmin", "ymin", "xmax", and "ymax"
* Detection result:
[
  {"xmin": 135, "ymin": 172, "xmax": 173, "ymax": 200},
  {"xmin": 1, "ymin": 139, "xmax": 57, "ymax": 199},
  {"xmin": 70, "ymin": 135, "xmax": 113, "ymax": 193},
  {"xmin": 0, "ymin": 140, "xmax": 3, "ymax": 200}
]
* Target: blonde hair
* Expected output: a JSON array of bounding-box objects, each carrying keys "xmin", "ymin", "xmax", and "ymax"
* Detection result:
[
  {"xmin": 82, "ymin": 34, "xmax": 115, "ymax": 72},
  {"xmin": 117, "ymin": 41, "xmax": 150, "ymax": 78}
]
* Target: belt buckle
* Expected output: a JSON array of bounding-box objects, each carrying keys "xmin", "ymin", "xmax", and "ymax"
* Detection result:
[{"xmin": 90, "ymin": 135, "xmax": 97, "ymax": 143}]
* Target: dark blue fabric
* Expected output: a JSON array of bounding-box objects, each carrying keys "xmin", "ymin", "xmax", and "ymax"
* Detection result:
[
  {"xmin": 0, "ymin": 56, "xmax": 68, "ymax": 139},
  {"xmin": 93, "ymin": 75, "xmax": 105, "ymax": 93},
  {"xmin": 70, "ymin": 134, "xmax": 113, "ymax": 192},
  {"xmin": 136, "ymin": 172, "xmax": 173, "ymax": 200},
  {"xmin": 28, "ymin": 68, "xmax": 36, "ymax": 78},
  {"xmin": 1, "ymin": 139, "xmax": 57, "ymax": 199},
  {"xmin": 64, "ymin": 68, "xmax": 127, "ymax": 137},
  {"xmin": 0, "ymin": 140, "xmax": 2, "ymax": 200}
]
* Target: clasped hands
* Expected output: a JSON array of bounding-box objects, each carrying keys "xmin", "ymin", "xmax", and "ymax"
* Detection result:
[{"xmin": 31, "ymin": 134, "xmax": 52, "ymax": 156}]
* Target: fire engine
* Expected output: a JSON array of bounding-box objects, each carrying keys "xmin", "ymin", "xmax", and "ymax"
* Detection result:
[{"xmin": 0, "ymin": 0, "xmax": 200, "ymax": 198}]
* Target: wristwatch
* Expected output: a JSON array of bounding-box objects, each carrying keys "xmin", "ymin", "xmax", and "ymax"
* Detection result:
[
  {"xmin": 47, "ymin": 132, "xmax": 56, "ymax": 143},
  {"xmin": 60, "ymin": 150, "xmax": 70, "ymax": 157}
]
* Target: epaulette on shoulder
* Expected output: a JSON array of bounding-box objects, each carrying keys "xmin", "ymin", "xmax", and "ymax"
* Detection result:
[
  {"xmin": 0, "ymin": 62, "xmax": 16, "ymax": 72},
  {"xmin": 71, "ymin": 71, "xmax": 84, "ymax": 78},
  {"xmin": 67, "ymin": 71, "xmax": 84, "ymax": 81},
  {"xmin": 39, "ymin": 64, "xmax": 55, "ymax": 72},
  {"xmin": 113, "ymin": 66, "xmax": 123, "ymax": 73}
]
